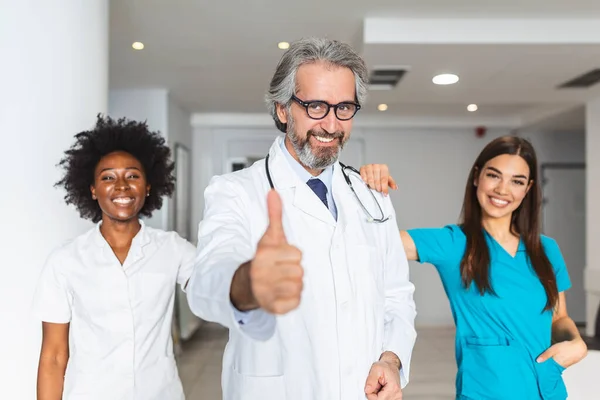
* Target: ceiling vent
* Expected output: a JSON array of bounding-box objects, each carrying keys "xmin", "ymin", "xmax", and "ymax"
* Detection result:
[
  {"xmin": 368, "ymin": 66, "xmax": 408, "ymax": 90},
  {"xmin": 558, "ymin": 68, "xmax": 600, "ymax": 89}
]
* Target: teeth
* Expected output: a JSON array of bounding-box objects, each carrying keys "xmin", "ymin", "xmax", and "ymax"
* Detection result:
[
  {"xmin": 490, "ymin": 197, "xmax": 509, "ymax": 206},
  {"xmin": 313, "ymin": 136, "xmax": 334, "ymax": 143},
  {"xmin": 113, "ymin": 198, "xmax": 134, "ymax": 204}
]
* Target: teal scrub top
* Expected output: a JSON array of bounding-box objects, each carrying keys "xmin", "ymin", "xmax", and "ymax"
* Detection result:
[{"xmin": 407, "ymin": 224, "xmax": 571, "ymax": 400}]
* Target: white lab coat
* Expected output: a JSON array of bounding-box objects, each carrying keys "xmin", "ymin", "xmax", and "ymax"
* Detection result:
[{"xmin": 187, "ymin": 136, "xmax": 417, "ymax": 400}]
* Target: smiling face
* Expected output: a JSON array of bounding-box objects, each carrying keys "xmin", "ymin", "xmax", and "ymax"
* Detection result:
[
  {"xmin": 474, "ymin": 154, "xmax": 533, "ymax": 221},
  {"xmin": 90, "ymin": 151, "xmax": 150, "ymax": 223},
  {"xmin": 276, "ymin": 61, "xmax": 356, "ymax": 173}
]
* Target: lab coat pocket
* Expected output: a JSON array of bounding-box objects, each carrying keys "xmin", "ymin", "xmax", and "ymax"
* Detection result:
[
  {"xmin": 231, "ymin": 366, "xmax": 287, "ymax": 400},
  {"xmin": 460, "ymin": 337, "xmax": 521, "ymax": 399},
  {"xmin": 535, "ymin": 357, "xmax": 567, "ymax": 399}
]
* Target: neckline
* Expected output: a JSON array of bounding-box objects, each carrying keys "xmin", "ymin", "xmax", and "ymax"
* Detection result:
[{"xmin": 483, "ymin": 229, "xmax": 524, "ymax": 259}]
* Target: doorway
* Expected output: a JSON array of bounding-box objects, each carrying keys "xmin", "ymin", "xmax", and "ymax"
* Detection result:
[{"xmin": 541, "ymin": 163, "xmax": 586, "ymax": 324}]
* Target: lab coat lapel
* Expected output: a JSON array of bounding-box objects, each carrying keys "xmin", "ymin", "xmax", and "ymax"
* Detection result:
[
  {"xmin": 331, "ymin": 163, "xmax": 359, "ymax": 235},
  {"xmin": 292, "ymin": 185, "xmax": 336, "ymax": 227},
  {"xmin": 268, "ymin": 137, "xmax": 336, "ymax": 227}
]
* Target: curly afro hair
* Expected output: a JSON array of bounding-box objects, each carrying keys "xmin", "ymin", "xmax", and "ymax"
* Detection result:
[{"xmin": 56, "ymin": 114, "xmax": 176, "ymax": 223}]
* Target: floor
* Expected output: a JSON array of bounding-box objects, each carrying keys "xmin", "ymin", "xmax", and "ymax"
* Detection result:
[{"xmin": 176, "ymin": 322, "xmax": 457, "ymax": 400}]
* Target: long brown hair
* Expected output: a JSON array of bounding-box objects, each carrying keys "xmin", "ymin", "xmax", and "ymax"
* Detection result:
[{"xmin": 459, "ymin": 136, "xmax": 558, "ymax": 311}]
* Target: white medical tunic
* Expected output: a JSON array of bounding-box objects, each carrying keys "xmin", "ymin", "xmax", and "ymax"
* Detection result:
[
  {"xmin": 33, "ymin": 220, "xmax": 195, "ymax": 400},
  {"xmin": 187, "ymin": 136, "xmax": 417, "ymax": 400}
]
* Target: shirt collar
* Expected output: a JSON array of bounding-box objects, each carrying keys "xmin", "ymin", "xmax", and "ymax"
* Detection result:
[
  {"xmin": 279, "ymin": 136, "xmax": 334, "ymax": 193},
  {"xmin": 92, "ymin": 219, "xmax": 150, "ymax": 248}
]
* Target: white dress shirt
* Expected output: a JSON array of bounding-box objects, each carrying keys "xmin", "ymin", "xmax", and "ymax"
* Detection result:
[{"xmin": 33, "ymin": 220, "xmax": 196, "ymax": 400}]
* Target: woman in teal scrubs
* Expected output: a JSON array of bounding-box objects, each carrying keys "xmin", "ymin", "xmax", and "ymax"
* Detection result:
[{"xmin": 360, "ymin": 136, "xmax": 587, "ymax": 399}]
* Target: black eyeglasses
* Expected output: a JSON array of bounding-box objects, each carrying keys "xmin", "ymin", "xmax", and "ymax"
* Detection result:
[{"xmin": 291, "ymin": 95, "xmax": 361, "ymax": 121}]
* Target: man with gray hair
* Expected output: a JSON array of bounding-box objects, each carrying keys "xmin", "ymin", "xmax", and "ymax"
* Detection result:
[{"xmin": 187, "ymin": 37, "xmax": 417, "ymax": 400}]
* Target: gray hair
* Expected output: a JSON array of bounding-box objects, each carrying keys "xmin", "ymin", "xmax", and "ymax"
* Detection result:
[{"xmin": 265, "ymin": 37, "xmax": 369, "ymax": 133}]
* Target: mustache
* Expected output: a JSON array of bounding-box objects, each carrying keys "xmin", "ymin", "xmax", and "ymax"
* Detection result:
[{"xmin": 307, "ymin": 130, "xmax": 345, "ymax": 139}]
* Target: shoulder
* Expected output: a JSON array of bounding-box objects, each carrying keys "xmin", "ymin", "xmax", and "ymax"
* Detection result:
[
  {"xmin": 540, "ymin": 235, "xmax": 565, "ymax": 264},
  {"xmin": 43, "ymin": 227, "xmax": 96, "ymax": 273},
  {"xmin": 145, "ymin": 227, "xmax": 195, "ymax": 252},
  {"xmin": 205, "ymin": 161, "xmax": 269, "ymax": 214},
  {"xmin": 540, "ymin": 235, "xmax": 559, "ymax": 250},
  {"xmin": 208, "ymin": 160, "xmax": 265, "ymax": 190},
  {"xmin": 446, "ymin": 224, "xmax": 466, "ymax": 238}
]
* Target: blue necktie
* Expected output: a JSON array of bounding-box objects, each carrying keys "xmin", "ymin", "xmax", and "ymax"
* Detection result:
[{"xmin": 307, "ymin": 178, "xmax": 328, "ymax": 208}]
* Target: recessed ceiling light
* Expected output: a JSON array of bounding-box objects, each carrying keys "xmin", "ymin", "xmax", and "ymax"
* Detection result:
[
  {"xmin": 377, "ymin": 104, "xmax": 388, "ymax": 112},
  {"xmin": 467, "ymin": 104, "xmax": 478, "ymax": 112},
  {"xmin": 432, "ymin": 73, "xmax": 459, "ymax": 85},
  {"xmin": 132, "ymin": 42, "xmax": 144, "ymax": 50},
  {"xmin": 278, "ymin": 42, "xmax": 290, "ymax": 50}
]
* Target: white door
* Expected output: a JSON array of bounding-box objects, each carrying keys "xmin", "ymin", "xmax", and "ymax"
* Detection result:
[{"xmin": 542, "ymin": 166, "xmax": 586, "ymax": 323}]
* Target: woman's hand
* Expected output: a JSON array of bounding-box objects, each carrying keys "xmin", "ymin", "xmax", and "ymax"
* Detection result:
[
  {"xmin": 537, "ymin": 337, "xmax": 588, "ymax": 368},
  {"xmin": 359, "ymin": 164, "xmax": 398, "ymax": 195}
]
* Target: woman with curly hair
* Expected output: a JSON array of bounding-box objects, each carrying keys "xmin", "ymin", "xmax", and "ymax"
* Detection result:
[{"xmin": 33, "ymin": 115, "xmax": 195, "ymax": 400}]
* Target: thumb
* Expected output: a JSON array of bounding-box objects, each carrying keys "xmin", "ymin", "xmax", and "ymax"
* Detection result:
[
  {"xmin": 263, "ymin": 190, "xmax": 286, "ymax": 244},
  {"xmin": 537, "ymin": 345, "xmax": 557, "ymax": 363},
  {"xmin": 364, "ymin": 367, "xmax": 383, "ymax": 394}
]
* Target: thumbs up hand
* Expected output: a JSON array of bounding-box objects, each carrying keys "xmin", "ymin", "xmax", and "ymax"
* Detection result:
[{"xmin": 250, "ymin": 190, "xmax": 304, "ymax": 315}]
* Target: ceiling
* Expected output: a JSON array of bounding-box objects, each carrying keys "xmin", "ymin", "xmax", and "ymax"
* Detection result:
[{"xmin": 109, "ymin": 0, "xmax": 600, "ymax": 129}]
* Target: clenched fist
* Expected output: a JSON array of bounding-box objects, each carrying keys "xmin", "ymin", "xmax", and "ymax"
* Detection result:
[{"xmin": 364, "ymin": 352, "xmax": 403, "ymax": 400}]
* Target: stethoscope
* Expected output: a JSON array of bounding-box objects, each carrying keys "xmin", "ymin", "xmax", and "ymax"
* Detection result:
[{"xmin": 265, "ymin": 154, "xmax": 390, "ymax": 223}]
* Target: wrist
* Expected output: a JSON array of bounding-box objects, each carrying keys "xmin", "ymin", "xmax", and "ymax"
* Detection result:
[
  {"xmin": 379, "ymin": 351, "xmax": 401, "ymax": 371},
  {"xmin": 572, "ymin": 337, "xmax": 588, "ymax": 351},
  {"xmin": 230, "ymin": 261, "xmax": 258, "ymax": 311}
]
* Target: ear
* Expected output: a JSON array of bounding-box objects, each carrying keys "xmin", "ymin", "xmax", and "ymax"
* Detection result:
[
  {"xmin": 526, "ymin": 180, "xmax": 534, "ymax": 194},
  {"xmin": 146, "ymin": 184, "xmax": 151, "ymax": 197},
  {"xmin": 90, "ymin": 185, "xmax": 97, "ymax": 200},
  {"xmin": 276, "ymin": 103, "xmax": 288, "ymax": 124},
  {"xmin": 473, "ymin": 167, "xmax": 480, "ymax": 187}
]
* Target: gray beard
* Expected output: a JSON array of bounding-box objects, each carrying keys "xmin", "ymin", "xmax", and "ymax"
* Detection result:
[{"xmin": 286, "ymin": 114, "xmax": 344, "ymax": 170}]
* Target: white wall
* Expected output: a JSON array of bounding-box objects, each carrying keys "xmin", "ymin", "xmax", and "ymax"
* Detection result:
[
  {"xmin": 0, "ymin": 1, "xmax": 108, "ymax": 398},
  {"xmin": 191, "ymin": 122, "xmax": 586, "ymax": 326}
]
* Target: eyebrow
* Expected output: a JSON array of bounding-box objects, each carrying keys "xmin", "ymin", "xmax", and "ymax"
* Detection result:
[
  {"xmin": 486, "ymin": 166, "xmax": 528, "ymax": 180},
  {"xmin": 297, "ymin": 94, "xmax": 356, "ymax": 104},
  {"xmin": 99, "ymin": 167, "xmax": 142, "ymax": 173}
]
